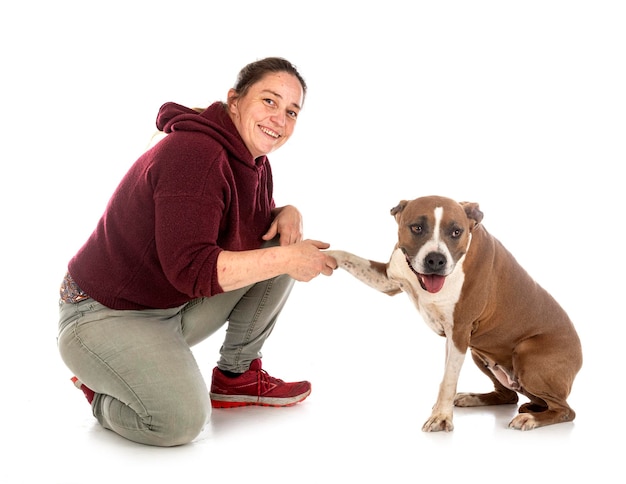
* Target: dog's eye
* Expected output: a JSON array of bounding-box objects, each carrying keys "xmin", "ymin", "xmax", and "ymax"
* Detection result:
[
  {"xmin": 410, "ymin": 224, "xmax": 423, "ymax": 235},
  {"xmin": 450, "ymin": 228, "xmax": 463, "ymax": 239}
]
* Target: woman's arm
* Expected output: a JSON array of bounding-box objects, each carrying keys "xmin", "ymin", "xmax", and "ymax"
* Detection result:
[{"xmin": 216, "ymin": 240, "xmax": 336, "ymax": 292}]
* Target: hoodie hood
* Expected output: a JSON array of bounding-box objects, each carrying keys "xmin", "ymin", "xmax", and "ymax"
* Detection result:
[{"xmin": 155, "ymin": 101, "xmax": 267, "ymax": 168}]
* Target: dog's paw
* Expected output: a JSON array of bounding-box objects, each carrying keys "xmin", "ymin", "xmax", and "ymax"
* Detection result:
[
  {"xmin": 508, "ymin": 413, "xmax": 538, "ymax": 431},
  {"xmin": 422, "ymin": 414, "xmax": 454, "ymax": 432},
  {"xmin": 453, "ymin": 392, "xmax": 484, "ymax": 407},
  {"xmin": 324, "ymin": 249, "xmax": 346, "ymax": 263},
  {"xmin": 454, "ymin": 391, "xmax": 519, "ymax": 407}
]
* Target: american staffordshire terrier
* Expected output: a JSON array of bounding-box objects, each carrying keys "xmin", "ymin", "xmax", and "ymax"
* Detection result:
[{"xmin": 327, "ymin": 195, "xmax": 582, "ymax": 431}]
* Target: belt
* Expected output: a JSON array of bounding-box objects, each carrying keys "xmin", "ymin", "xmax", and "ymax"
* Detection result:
[{"xmin": 60, "ymin": 272, "xmax": 90, "ymax": 304}]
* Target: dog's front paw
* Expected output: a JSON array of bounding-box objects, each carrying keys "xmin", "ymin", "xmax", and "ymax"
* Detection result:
[
  {"xmin": 422, "ymin": 413, "xmax": 454, "ymax": 432},
  {"xmin": 508, "ymin": 413, "xmax": 538, "ymax": 431},
  {"xmin": 324, "ymin": 249, "xmax": 345, "ymax": 262},
  {"xmin": 324, "ymin": 250, "xmax": 355, "ymax": 270}
]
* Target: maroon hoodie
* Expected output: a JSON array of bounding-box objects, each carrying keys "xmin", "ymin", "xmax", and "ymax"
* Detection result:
[{"xmin": 68, "ymin": 102, "xmax": 275, "ymax": 310}]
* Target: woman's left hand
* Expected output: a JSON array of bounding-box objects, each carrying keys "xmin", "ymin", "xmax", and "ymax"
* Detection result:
[{"xmin": 262, "ymin": 205, "xmax": 303, "ymax": 246}]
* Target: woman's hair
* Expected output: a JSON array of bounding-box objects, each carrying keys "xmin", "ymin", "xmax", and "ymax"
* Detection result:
[{"xmin": 232, "ymin": 57, "xmax": 307, "ymax": 105}]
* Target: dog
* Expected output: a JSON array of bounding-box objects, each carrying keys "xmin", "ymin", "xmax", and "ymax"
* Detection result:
[{"xmin": 327, "ymin": 195, "xmax": 582, "ymax": 431}]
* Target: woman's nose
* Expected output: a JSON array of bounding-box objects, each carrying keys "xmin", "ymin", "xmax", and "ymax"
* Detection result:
[{"xmin": 271, "ymin": 111, "xmax": 286, "ymax": 126}]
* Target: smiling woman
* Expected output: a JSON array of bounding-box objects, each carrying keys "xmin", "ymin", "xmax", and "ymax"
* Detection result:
[
  {"xmin": 56, "ymin": 56, "xmax": 337, "ymax": 447},
  {"xmin": 227, "ymin": 68, "xmax": 305, "ymax": 158}
]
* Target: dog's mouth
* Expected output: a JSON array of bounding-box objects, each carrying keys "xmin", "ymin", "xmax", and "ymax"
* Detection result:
[{"xmin": 405, "ymin": 257, "xmax": 446, "ymax": 294}]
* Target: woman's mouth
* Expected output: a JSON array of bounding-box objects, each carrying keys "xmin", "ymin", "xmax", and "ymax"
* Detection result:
[{"xmin": 260, "ymin": 126, "xmax": 280, "ymax": 139}]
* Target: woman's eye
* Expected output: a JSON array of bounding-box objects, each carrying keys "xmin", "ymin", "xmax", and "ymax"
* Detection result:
[
  {"xmin": 264, "ymin": 98, "xmax": 275, "ymax": 106},
  {"xmin": 287, "ymin": 110, "xmax": 298, "ymax": 119}
]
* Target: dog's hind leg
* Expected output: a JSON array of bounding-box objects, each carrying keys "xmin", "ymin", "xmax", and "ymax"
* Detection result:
[
  {"xmin": 507, "ymin": 342, "xmax": 579, "ymax": 430},
  {"xmin": 454, "ymin": 350, "xmax": 519, "ymax": 407},
  {"xmin": 509, "ymin": 396, "xmax": 576, "ymax": 430}
]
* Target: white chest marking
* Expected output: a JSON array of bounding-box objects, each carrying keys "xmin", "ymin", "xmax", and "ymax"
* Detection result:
[{"xmin": 387, "ymin": 246, "xmax": 466, "ymax": 337}]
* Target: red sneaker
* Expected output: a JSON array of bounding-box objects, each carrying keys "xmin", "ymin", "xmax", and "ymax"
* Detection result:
[
  {"xmin": 70, "ymin": 376, "xmax": 95, "ymax": 404},
  {"xmin": 210, "ymin": 359, "xmax": 311, "ymax": 408}
]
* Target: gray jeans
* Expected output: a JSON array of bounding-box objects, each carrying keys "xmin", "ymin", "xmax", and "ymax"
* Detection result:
[{"xmin": 57, "ymin": 273, "xmax": 295, "ymax": 447}]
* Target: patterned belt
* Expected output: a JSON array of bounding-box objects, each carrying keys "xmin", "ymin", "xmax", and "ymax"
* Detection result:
[{"xmin": 60, "ymin": 272, "xmax": 90, "ymax": 304}]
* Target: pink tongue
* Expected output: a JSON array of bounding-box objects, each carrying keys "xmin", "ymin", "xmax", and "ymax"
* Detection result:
[{"xmin": 421, "ymin": 274, "xmax": 446, "ymax": 293}]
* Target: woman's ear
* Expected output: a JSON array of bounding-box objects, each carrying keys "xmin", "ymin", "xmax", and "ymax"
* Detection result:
[{"xmin": 226, "ymin": 88, "xmax": 238, "ymax": 113}]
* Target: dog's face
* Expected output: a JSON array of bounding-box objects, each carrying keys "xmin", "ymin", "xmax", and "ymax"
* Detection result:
[{"xmin": 390, "ymin": 196, "xmax": 483, "ymax": 294}]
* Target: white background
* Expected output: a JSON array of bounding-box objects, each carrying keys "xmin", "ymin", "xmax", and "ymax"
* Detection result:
[{"xmin": 1, "ymin": 1, "xmax": 624, "ymax": 483}]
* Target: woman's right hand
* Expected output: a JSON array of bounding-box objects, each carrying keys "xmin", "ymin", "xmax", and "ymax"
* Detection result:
[{"xmin": 284, "ymin": 240, "xmax": 337, "ymax": 282}]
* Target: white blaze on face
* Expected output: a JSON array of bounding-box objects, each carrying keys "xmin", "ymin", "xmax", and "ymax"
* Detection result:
[{"xmin": 413, "ymin": 206, "xmax": 454, "ymax": 275}]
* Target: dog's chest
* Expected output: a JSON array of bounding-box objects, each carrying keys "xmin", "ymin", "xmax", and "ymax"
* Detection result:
[{"xmin": 388, "ymin": 248, "xmax": 465, "ymax": 336}]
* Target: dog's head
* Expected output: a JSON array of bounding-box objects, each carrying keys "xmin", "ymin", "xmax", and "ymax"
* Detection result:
[{"xmin": 390, "ymin": 196, "xmax": 483, "ymax": 294}]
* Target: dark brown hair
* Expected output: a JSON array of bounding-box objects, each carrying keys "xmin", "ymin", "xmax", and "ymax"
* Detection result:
[{"xmin": 232, "ymin": 57, "xmax": 307, "ymax": 105}]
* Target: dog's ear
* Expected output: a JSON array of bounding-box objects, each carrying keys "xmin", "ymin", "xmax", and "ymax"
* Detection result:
[
  {"xmin": 390, "ymin": 200, "xmax": 408, "ymax": 220},
  {"xmin": 459, "ymin": 201, "xmax": 484, "ymax": 229}
]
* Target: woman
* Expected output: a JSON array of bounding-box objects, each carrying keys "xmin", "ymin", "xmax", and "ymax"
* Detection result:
[{"xmin": 58, "ymin": 57, "xmax": 337, "ymax": 447}]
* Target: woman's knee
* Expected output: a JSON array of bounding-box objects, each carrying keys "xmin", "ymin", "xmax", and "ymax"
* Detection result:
[
  {"xmin": 138, "ymin": 396, "xmax": 211, "ymax": 447},
  {"xmin": 156, "ymin": 408, "xmax": 210, "ymax": 446},
  {"xmin": 153, "ymin": 385, "xmax": 212, "ymax": 446},
  {"xmin": 100, "ymin": 382, "xmax": 211, "ymax": 447}
]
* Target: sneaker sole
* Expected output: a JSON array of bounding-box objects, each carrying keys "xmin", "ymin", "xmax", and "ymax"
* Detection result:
[{"xmin": 210, "ymin": 389, "xmax": 311, "ymax": 409}]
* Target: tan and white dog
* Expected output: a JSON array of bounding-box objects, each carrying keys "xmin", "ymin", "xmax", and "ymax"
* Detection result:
[{"xmin": 327, "ymin": 195, "xmax": 582, "ymax": 432}]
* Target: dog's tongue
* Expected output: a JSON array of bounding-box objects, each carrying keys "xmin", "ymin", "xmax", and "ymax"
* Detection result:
[{"xmin": 420, "ymin": 274, "xmax": 446, "ymax": 293}]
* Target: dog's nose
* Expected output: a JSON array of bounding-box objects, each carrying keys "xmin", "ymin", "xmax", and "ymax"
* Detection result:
[{"xmin": 424, "ymin": 252, "xmax": 447, "ymax": 273}]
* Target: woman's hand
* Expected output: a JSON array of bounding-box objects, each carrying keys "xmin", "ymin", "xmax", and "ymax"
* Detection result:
[
  {"xmin": 283, "ymin": 239, "xmax": 337, "ymax": 281},
  {"xmin": 262, "ymin": 205, "xmax": 303, "ymax": 246}
]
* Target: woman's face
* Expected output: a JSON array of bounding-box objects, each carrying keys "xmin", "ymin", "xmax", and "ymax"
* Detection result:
[{"xmin": 227, "ymin": 72, "xmax": 304, "ymax": 159}]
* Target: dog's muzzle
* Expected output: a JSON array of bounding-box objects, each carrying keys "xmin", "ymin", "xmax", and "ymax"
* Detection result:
[{"xmin": 404, "ymin": 251, "xmax": 447, "ymax": 294}]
